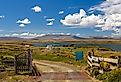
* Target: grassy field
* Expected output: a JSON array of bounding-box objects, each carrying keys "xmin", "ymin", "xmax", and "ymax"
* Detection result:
[{"xmin": 0, "ymin": 40, "xmax": 121, "ymax": 82}]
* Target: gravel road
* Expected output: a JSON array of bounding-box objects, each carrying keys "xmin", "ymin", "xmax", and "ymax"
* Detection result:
[{"xmin": 33, "ymin": 60, "xmax": 94, "ymax": 82}]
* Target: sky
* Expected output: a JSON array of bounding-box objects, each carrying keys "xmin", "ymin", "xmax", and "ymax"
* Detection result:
[{"xmin": 0, "ymin": 0, "xmax": 121, "ymax": 38}]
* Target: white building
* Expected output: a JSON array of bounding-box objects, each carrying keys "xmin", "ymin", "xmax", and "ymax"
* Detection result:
[{"xmin": 46, "ymin": 45, "xmax": 53, "ymax": 50}]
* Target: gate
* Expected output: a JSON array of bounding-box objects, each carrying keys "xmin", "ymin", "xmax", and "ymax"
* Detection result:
[{"xmin": 15, "ymin": 49, "xmax": 32, "ymax": 74}]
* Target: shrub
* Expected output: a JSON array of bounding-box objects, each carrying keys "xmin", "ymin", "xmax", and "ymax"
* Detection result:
[
  {"xmin": 90, "ymin": 67, "xmax": 99, "ymax": 77},
  {"xmin": 96, "ymin": 68, "xmax": 121, "ymax": 82},
  {"xmin": 100, "ymin": 62, "xmax": 110, "ymax": 71}
]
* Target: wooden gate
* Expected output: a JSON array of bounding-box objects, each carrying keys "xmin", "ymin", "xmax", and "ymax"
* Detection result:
[{"xmin": 15, "ymin": 49, "xmax": 32, "ymax": 74}]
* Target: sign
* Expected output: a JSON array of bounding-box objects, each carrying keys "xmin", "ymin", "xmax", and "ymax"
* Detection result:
[{"xmin": 75, "ymin": 51, "xmax": 84, "ymax": 60}]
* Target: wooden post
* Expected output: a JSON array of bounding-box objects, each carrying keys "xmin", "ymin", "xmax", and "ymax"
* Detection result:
[
  {"xmin": 28, "ymin": 49, "xmax": 32, "ymax": 74},
  {"xmin": 92, "ymin": 49, "xmax": 94, "ymax": 56},
  {"xmin": 117, "ymin": 56, "xmax": 120, "ymax": 67},
  {"xmin": 14, "ymin": 55, "xmax": 17, "ymax": 74},
  {"xmin": 1, "ymin": 56, "xmax": 3, "ymax": 65}
]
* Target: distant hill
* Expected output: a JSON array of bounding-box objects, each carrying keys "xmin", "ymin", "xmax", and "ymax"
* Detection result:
[
  {"xmin": 0, "ymin": 37, "xmax": 23, "ymax": 40},
  {"xmin": 0, "ymin": 35, "xmax": 119, "ymax": 40},
  {"xmin": 32, "ymin": 35, "xmax": 121, "ymax": 41},
  {"xmin": 89, "ymin": 36, "xmax": 117, "ymax": 39},
  {"xmin": 32, "ymin": 34, "xmax": 86, "ymax": 40}
]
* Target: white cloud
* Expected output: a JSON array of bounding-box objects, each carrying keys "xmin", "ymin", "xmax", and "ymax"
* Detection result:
[
  {"xmin": 112, "ymin": 28, "xmax": 121, "ymax": 37},
  {"xmin": 19, "ymin": 24, "xmax": 25, "ymax": 28},
  {"xmin": 80, "ymin": 14, "xmax": 101, "ymax": 27},
  {"xmin": 61, "ymin": 0, "xmax": 121, "ymax": 37},
  {"xmin": 46, "ymin": 18, "xmax": 55, "ymax": 21},
  {"xmin": 60, "ymin": 9, "xmax": 101, "ymax": 27},
  {"xmin": 96, "ymin": 14, "xmax": 121, "ymax": 31},
  {"xmin": 12, "ymin": 33, "xmax": 19, "ymax": 36},
  {"xmin": 60, "ymin": 9, "xmax": 86, "ymax": 26},
  {"xmin": 20, "ymin": 32, "xmax": 30, "ymax": 36},
  {"xmin": 76, "ymin": 33, "xmax": 81, "ymax": 36},
  {"xmin": 38, "ymin": 34, "xmax": 46, "ymax": 37},
  {"xmin": 32, "ymin": 6, "xmax": 42, "ymax": 13},
  {"xmin": 18, "ymin": 32, "xmax": 46, "ymax": 38},
  {"xmin": 16, "ymin": 18, "xmax": 31, "ymax": 25},
  {"xmin": 89, "ymin": 0, "xmax": 121, "ymax": 14},
  {"xmin": 47, "ymin": 21, "xmax": 53, "ymax": 26},
  {"xmin": 0, "ymin": 16, "xmax": 5, "ymax": 19},
  {"xmin": 3, "ymin": 32, "xmax": 46, "ymax": 38},
  {"xmin": 59, "ymin": 11, "xmax": 64, "ymax": 14},
  {"xmin": 46, "ymin": 18, "xmax": 55, "ymax": 26},
  {"xmin": 51, "ymin": 32, "xmax": 65, "ymax": 35},
  {"xmin": 89, "ymin": 0, "xmax": 121, "ymax": 37},
  {"xmin": 66, "ymin": 33, "xmax": 71, "ymax": 35},
  {"xmin": 4, "ymin": 34, "xmax": 10, "ymax": 37},
  {"xmin": 16, "ymin": 18, "xmax": 31, "ymax": 27}
]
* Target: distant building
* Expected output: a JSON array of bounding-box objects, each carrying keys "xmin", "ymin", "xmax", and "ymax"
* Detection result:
[{"xmin": 46, "ymin": 45, "xmax": 53, "ymax": 50}]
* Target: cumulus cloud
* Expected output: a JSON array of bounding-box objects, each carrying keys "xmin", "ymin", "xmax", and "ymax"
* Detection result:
[
  {"xmin": 59, "ymin": 11, "xmax": 64, "ymax": 15},
  {"xmin": 61, "ymin": 0, "xmax": 121, "ymax": 37},
  {"xmin": 16, "ymin": 18, "xmax": 31, "ymax": 27},
  {"xmin": 16, "ymin": 18, "xmax": 31, "ymax": 24},
  {"xmin": 12, "ymin": 33, "xmax": 19, "ymax": 36},
  {"xmin": 20, "ymin": 32, "xmax": 46, "ymax": 38},
  {"xmin": 80, "ymin": 14, "xmax": 101, "ymax": 27},
  {"xmin": 19, "ymin": 24, "xmax": 25, "ymax": 28},
  {"xmin": 89, "ymin": 0, "xmax": 121, "ymax": 36},
  {"xmin": 0, "ymin": 15, "xmax": 5, "ymax": 19},
  {"xmin": 89, "ymin": 0, "xmax": 121, "ymax": 14},
  {"xmin": 32, "ymin": 6, "xmax": 42, "ymax": 13},
  {"xmin": 9, "ymin": 32, "xmax": 46, "ymax": 38},
  {"xmin": 51, "ymin": 32, "xmax": 65, "ymax": 35},
  {"xmin": 46, "ymin": 18, "xmax": 55, "ymax": 26},
  {"xmin": 60, "ymin": 9, "xmax": 101, "ymax": 27},
  {"xmin": 4, "ymin": 34, "xmax": 10, "ymax": 37},
  {"xmin": 47, "ymin": 21, "xmax": 53, "ymax": 26},
  {"xmin": 46, "ymin": 18, "xmax": 55, "ymax": 21}
]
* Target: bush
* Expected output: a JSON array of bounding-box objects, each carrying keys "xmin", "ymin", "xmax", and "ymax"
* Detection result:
[
  {"xmin": 100, "ymin": 62, "xmax": 110, "ymax": 71},
  {"xmin": 96, "ymin": 68, "xmax": 121, "ymax": 82},
  {"xmin": 90, "ymin": 67, "xmax": 99, "ymax": 77}
]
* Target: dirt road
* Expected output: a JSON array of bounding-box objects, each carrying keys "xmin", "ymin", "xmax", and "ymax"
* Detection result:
[{"xmin": 33, "ymin": 60, "xmax": 94, "ymax": 82}]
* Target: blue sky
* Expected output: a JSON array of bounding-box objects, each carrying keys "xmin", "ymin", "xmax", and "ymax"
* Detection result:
[{"xmin": 0, "ymin": 0, "xmax": 118, "ymax": 37}]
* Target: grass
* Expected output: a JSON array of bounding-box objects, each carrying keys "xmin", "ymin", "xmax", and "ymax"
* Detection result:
[
  {"xmin": 33, "ymin": 54, "xmax": 72, "ymax": 61},
  {"xmin": 0, "ymin": 40, "xmax": 121, "ymax": 82}
]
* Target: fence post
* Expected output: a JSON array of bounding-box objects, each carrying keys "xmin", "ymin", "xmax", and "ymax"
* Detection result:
[
  {"xmin": 1, "ymin": 56, "xmax": 3, "ymax": 65},
  {"xmin": 14, "ymin": 55, "xmax": 17, "ymax": 74},
  {"xmin": 28, "ymin": 49, "xmax": 32, "ymax": 74}
]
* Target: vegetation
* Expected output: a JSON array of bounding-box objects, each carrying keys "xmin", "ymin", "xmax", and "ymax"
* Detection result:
[
  {"xmin": 0, "ymin": 40, "xmax": 121, "ymax": 82},
  {"xmin": 96, "ymin": 68, "xmax": 121, "ymax": 82},
  {"xmin": 100, "ymin": 62, "xmax": 110, "ymax": 71}
]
